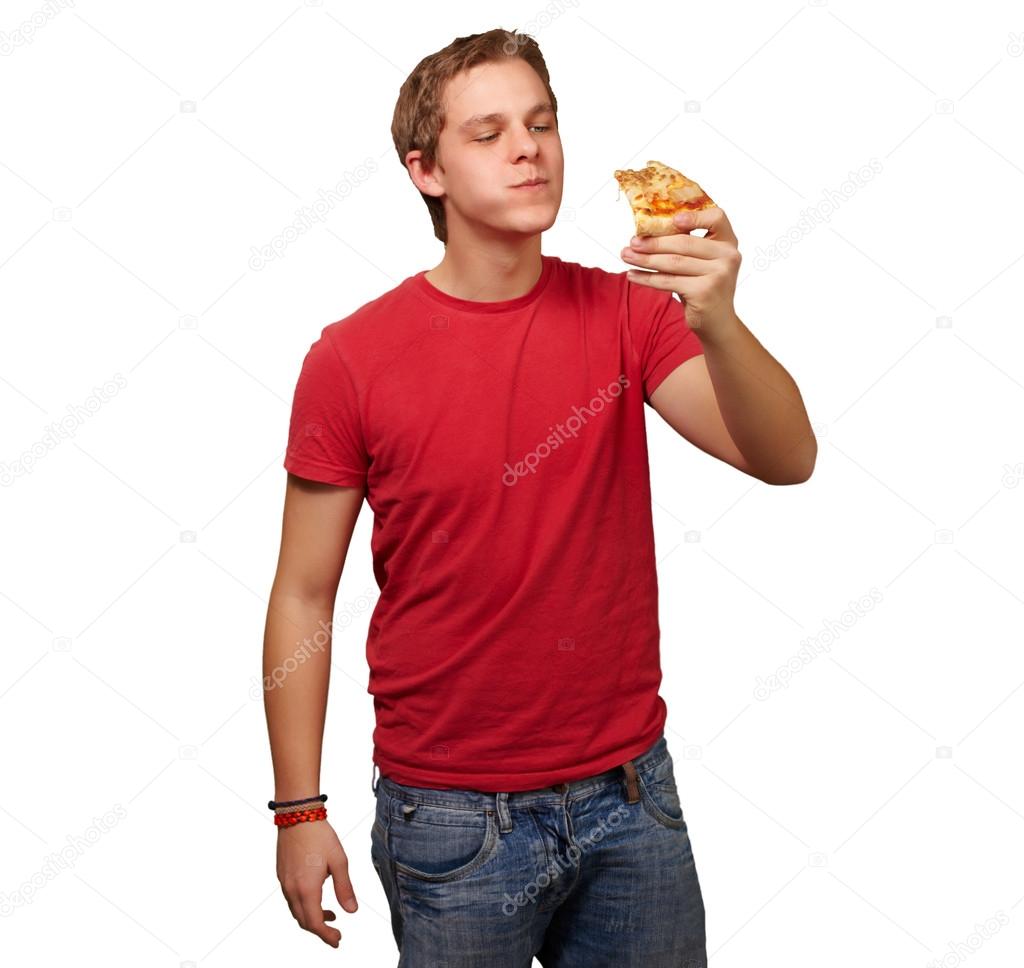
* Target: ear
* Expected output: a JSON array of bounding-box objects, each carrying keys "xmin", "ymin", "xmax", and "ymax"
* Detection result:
[{"xmin": 406, "ymin": 149, "xmax": 445, "ymax": 198}]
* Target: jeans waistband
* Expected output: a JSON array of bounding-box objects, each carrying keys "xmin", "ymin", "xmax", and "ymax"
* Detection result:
[{"xmin": 373, "ymin": 732, "xmax": 669, "ymax": 808}]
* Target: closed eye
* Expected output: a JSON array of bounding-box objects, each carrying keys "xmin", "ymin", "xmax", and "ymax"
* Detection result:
[{"xmin": 476, "ymin": 125, "xmax": 550, "ymax": 143}]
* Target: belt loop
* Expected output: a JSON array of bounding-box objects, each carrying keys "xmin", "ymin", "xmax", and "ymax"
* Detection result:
[
  {"xmin": 621, "ymin": 759, "xmax": 641, "ymax": 803},
  {"xmin": 371, "ymin": 761, "xmax": 380, "ymax": 795},
  {"xmin": 495, "ymin": 791, "xmax": 513, "ymax": 832}
]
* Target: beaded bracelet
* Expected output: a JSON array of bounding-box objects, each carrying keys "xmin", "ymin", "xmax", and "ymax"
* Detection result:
[
  {"xmin": 267, "ymin": 793, "xmax": 327, "ymax": 810},
  {"xmin": 274, "ymin": 805, "xmax": 327, "ymax": 827}
]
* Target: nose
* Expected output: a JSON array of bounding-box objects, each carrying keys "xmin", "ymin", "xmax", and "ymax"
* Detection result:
[{"xmin": 511, "ymin": 123, "xmax": 541, "ymax": 160}]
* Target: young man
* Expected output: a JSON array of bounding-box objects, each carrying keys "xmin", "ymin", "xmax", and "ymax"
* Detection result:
[{"xmin": 265, "ymin": 27, "xmax": 815, "ymax": 966}]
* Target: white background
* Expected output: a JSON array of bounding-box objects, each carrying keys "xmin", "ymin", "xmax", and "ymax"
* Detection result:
[{"xmin": 2, "ymin": 0, "xmax": 1022, "ymax": 965}]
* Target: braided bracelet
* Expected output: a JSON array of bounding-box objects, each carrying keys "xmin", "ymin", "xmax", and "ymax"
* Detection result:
[
  {"xmin": 274, "ymin": 805, "xmax": 327, "ymax": 827},
  {"xmin": 267, "ymin": 793, "xmax": 327, "ymax": 810}
]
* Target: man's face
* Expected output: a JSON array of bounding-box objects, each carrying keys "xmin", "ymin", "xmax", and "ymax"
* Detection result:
[{"xmin": 425, "ymin": 57, "xmax": 564, "ymax": 242}]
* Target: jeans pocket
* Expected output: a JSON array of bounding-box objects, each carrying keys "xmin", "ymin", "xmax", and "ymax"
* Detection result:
[
  {"xmin": 371, "ymin": 786, "xmax": 388, "ymax": 840},
  {"xmin": 638, "ymin": 754, "xmax": 687, "ymax": 829},
  {"xmin": 387, "ymin": 800, "xmax": 498, "ymax": 883}
]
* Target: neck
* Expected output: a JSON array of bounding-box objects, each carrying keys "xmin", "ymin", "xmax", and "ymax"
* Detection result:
[{"xmin": 425, "ymin": 234, "xmax": 543, "ymax": 302}]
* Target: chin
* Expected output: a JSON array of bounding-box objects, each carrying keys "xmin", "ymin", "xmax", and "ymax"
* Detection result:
[
  {"xmin": 507, "ymin": 220, "xmax": 556, "ymax": 239},
  {"xmin": 510, "ymin": 206, "xmax": 560, "ymax": 234}
]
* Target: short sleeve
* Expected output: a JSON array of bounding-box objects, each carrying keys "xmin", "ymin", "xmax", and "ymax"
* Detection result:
[
  {"xmin": 283, "ymin": 328, "xmax": 369, "ymax": 487},
  {"xmin": 625, "ymin": 281, "xmax": 704, "ymax": 404}
]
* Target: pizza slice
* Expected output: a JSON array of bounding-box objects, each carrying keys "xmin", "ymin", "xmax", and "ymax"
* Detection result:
[{"xmin": 613, "ymin": 160, "xmax": 717, "ymax": 237}]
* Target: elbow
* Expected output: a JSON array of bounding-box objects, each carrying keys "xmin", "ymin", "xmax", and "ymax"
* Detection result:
[
  {"xmin": 772, "ymin": 467, "xmax": 814, "ymax": 486},
  {"xmin": 761, "ymin": 444, "xmax": 817, "ymax": 486},
  {"xmin": 762, "ymin": 472, "xmax": 810, "ymax": 486}
]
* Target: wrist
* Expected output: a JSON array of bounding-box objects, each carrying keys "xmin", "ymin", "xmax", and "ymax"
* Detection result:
[
  {"xmin": 696, "ymin": 309, "xmax": 742, "ymax": 349},
  {"xmin": 272, "ymin": 782, "xmax": 321, "ymax": 802}
]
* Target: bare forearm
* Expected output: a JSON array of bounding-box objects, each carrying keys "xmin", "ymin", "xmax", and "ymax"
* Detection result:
[
  {"xmin": 262, "ymin": 592, "xmax": 334, "ymax": 801},
  {"xmin": 699, "ymin": 313, "xmax": 816, "ymax": 484}
]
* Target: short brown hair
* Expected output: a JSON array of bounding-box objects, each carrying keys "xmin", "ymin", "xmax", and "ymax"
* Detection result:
[{"xmin": 391, "ymin": 28, "xmax": 559, "ymax": 246}]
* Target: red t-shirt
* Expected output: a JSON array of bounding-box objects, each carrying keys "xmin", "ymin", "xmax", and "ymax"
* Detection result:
[{"xmin": 283, "ymin": 254, "xmax": 703, "ymax": 791}]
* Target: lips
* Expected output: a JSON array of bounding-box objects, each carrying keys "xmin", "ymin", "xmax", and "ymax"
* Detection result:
[{"xmin": 513, "ymin": 178, "xmax": 547, "ymax": 187}]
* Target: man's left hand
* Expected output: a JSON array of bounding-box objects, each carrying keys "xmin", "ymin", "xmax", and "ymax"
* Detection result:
[{"xmin": 621, "ymin": 207, "xmax": 741, "ymax": 337}]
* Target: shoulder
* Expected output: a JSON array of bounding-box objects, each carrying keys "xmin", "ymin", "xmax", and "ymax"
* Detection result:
[
  {"xmin": 545, "ymin": 254, "xmax": 628, "ymax": 306},
  {"xmin": 317, "ymin": 274, "xmax": 418, "ymax": 354},
  {"xmin": 548, "ymin": 254, "xmax": 673, "ymax": 319},
  {"xmin": 549, "ymin": 254, "xmax": 621, "ymax": 288}
]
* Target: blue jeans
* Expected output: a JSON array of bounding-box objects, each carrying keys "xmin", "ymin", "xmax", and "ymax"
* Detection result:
[{"xmin": 369, "ymin": 732, "xmax": 707, "ymax": 967}]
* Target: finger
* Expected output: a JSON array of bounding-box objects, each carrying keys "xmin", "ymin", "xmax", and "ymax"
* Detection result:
[
  {"xmin": 299, "ymin": 892, "xmax": 342, "ymax": 947},
  {"xmin": 622, "ymin": 251, "xmax": 708, "ymax": 276},
  {"xmin": 630, "ymin": 231, "xmax": 719, "ymax": 260},
  {"xmin": 330, "ymin": 857, "xmax": 359, "ymax": 914},
  {"xmin": 282, "ymin": 885, "xmax": 302, "ymax": 924},
  {"xmin": 674, "ymin": 206, "xmax": 738, "ymax": 246},
  {"xmin": 625, "ymin": 269, "xmax": 686, "ymax": 293}
]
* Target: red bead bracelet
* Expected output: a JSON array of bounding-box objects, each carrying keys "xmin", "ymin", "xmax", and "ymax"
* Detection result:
[{"xmin": 273, "ymin": 806, "xmax": 327, "ymax": 827}]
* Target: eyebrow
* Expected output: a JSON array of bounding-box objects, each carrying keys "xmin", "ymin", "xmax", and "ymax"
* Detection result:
[{"xmin": 457, "ymin": 101, "xmax": 555, "ymax": 132}]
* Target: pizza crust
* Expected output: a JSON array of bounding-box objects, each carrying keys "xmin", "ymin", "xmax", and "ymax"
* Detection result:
[{"xmin": 614, "ymin": 160, "xmax": 717, "ymax": 237}]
